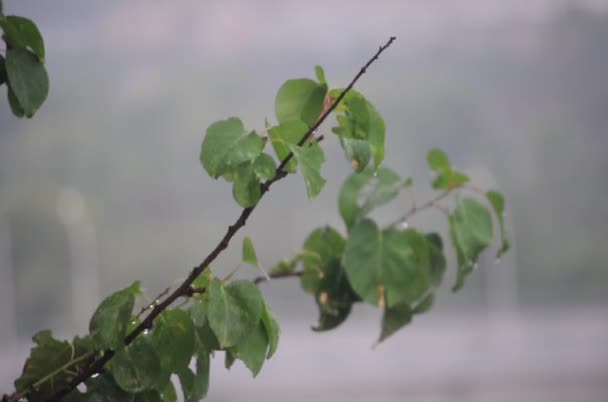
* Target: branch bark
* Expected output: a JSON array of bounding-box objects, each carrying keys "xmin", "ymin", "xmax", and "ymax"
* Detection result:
[{"xmin": 8, "ymin": 36, "xmax": 396, "ymax": 402}]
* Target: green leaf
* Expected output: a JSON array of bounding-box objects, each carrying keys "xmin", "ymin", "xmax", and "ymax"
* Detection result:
[
  {"xmin": 195, "ymin": 322, "xmax": 220, "ymax": 352},
  {"xmin": 329, "ymin": 89, "xmax": 385, "ymax": 166},
  {"xmin": 297, "ymin": 227, "xmax": 357, "ymax": 332},
  {"xmin": 14, "ymin": 330, "xmax": 72, "ymax": 395},
  {"xmin": 67, "ymin": 335, "xmax": 96, "ymax": 379},
  {"xmin": 330, "ymin": 91, "xmax": 369, "ymax": 139},
  {"xmin": 288, "ymin": 142, "xmax": 326, "ymax": 199},
  {"xmin": 450, "ymin": 198, "xmax": 493, "ymax": 291},
  {"xmin": 378, "ymin": 303, "xmax": 412, "ymax": 343},
  {"xmin": 84, "ymin": 374, "xmax": 134, "ymax": 402},
  {"xmin": 89, "ymin": 281, "xmax": 141, "ymax": 351},
  {"xmin": 267, "ymin": 120, "xmax": 308, "ymax": 173},
  {"xmin": 195, "ymin": 354, "xmax": 210, "ymax": 398},
  {"xmin": 228, "ymin": 322, "xmax": 268, "ymax": 377},
  {"xmin": 338, "ymin": 169, "xmax": 374, "ymax": 231},
  {"xmin": 242, "ymin": 236, "xmax": 259, "ymax": 266},
  {"xmin": 450, "ymin": 171, "xmax": 470, "ymax": 187},
  {"xmin": 135, "ymin": 391, "xmax": 163, "ymax": 402},
  {"xmin": 8, "ymin": 85, "xmax": 25, "ymax": 117},
  {"xmin": 313, "ymin": 303, "xmax": 353, "ymax": 332},
  {"xmin": 200, "ymin": 118, "xmax": 263, "ymax": 178},
  {"xmin": 191, "ymin": 269, "xmax": 212, "ymax": 290},
  {"xmin": 232, "ymin": 162, "xmax": 261, "ymax": 207},
  {"xmin": 426, "ymin": 233, "xmax": 446, "ymax": 288},
  {"xmin": 190, "ymin": 298, "xmax": 208, "ymax": 328},
  {"xmin": 161, "ymin": 381, "xmax": 177, "ymax": 402},
  {"xmin": 110, "ymin": 336, "xmax": 163, "ymax": 393},
  {"xmin": 220, "ymin": 132, "xmax": 264, "ymax": 175},
  {"xmin": 426, "ymin": 148, "xmax": 470, "ymax": 190},
  {"xmin": 338, "ymin": 168, "xmax": 403, "ymax": 231},
  {"xmin": 299, "ymin": 226, "xmax": 345, "ymax": 293},
  {"xmin": 314, "ymin": 65, "xmax": 326, "ymax": 84},
  {"xmin": 177, "ymin": 354, "xmax": 209, "ymax": 402},
  {"xmin": 5, "ymin": 48, "xmax": 49, "ymax": 117},
  {"xmin": 367, "ymin": 101, "xmax": 386, "ymax": 167},
  {"xmin": 252, "ymin": 153, "xmax": 277, "ymax": 180},
  {"xmin": 344, "ymin": 219, "xmax": 431, "ymax": 307},
  {"xmin": 269, "ymin": 257, "xmax": 298, "ymax": 275},
  {"xmin": 243, "ymin": 236, "xmax": 268, "ymax": 280},
  {"xmin": 207, "ymin": 279, "xmax": 264, "ymax": 348},
  {"xmin": 261, "ymin": 303, "xmax": 280, "ymax": 359},
  {"xmin": 412, "ymin": 293, "xmax": 434, "ymax": 315},
  {"xmin": 302, "ymin": 226, "xmax": 345, "ymax": 259},
  {"xmin": 486, "ymin": 190, "xmax": 511, "ymax": 258},
  {"xmin": 360, "ymin": 168, "xmax": 402, "ymax": 215},
  {"xmin": 150, "ymin": 309, "xmax": 195, "ymax": 373},
  {"xmin": 340, "ymin": 137, "xmax": 371, "ymax": 172},
  {"xmin": 432, "ymin": 169, "xmax": 470, "ymax": 190},
  {"xmin": 0, "ymin": 55, "xmax": 6, "ymax": 85},
  {"xmin": 225, "ymin": 350, "xmax": 237, "ymax": 369},
  {"xmin": 426, "ymin": 149, "xmax": 450, "ymax": 172},
  {"xmin": 311, "ymin": 257, "xmax": 359, "ymax": 332},
  {"xmin": 275, "ymin": 78, "xmax": 327, "ymax": 126},
  {"xmin": 0, "ymin": 16, "xmax": 45, "ymax": 61}
]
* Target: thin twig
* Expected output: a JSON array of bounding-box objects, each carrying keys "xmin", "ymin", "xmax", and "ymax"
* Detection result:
[
  {"xmin": 254, "ymin": 270, "xmax": 303, "ymax": 285},
  {"xmin": 135, "ymin": 287, "xmax": 171, "ymax": 319},
  {"xmin": 391, "ymin": 189, "xmax": 451, "ymax": 227},
  {"xmin": 13, "ymin": 36, "xmax": 397, "ymax": 402}
]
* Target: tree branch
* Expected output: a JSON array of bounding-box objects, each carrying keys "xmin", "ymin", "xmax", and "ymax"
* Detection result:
[{"xmin": 18, "ymin": 36, "xmax": 397, "ymax": 402}]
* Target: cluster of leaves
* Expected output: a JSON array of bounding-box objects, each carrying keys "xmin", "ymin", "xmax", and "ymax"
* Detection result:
[
  {"xmin": 6, "ymin": 49, "xmax": 510, "ymax": 402},
  {"xmin": 269, "ymin": 151, "xmax": 509, "ymax": 341},
  {"xmin": 13, "ymin": 273, "xmax": 280, "ymax": 402},
  {"xmin": 198, "ymin": 64, "xmax": 510, "ymax": 342},
  {"xmin": 199, "ymin": 66, "xmax": 387, "ymax": 205},
  {"xmin": 0, "ymin": 3, "xmax": 48, "ymax": 117}
]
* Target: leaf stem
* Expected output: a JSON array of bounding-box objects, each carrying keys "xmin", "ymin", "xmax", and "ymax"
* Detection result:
[
  {"xmin": 253, "ymin": 270, "xmax": 304, "ymax": 285},
  {"xmin": 391, "ymin": 182, "xmax": 489, "ymax": 227},
  {"xmin": 391, "ymin": 189, "xmax": 452, "ymax": 227},
  {"xmin": 29, "ymin": 36, "xmax": 396, "ymax": 402},
  {"xmin": 5, "ymin": 351, "xmax": 95, "ymax": 402},
  {"xmin": 32, "ymin": 351, "xmax": 94, "ymax": 390}
]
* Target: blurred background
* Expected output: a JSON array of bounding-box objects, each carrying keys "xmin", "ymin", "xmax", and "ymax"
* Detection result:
[{"xmin": 1, "ymin": 0, "xmax": 607, "ymax": 401}]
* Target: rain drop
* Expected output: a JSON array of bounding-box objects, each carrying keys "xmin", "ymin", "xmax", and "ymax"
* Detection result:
[
  {"xmin": 143, "ymin": 329, "xmax": 150, "ymax": 335},
  {"xmin": 91, "ymin": 373, "xmax": 99, "ymax": 379},
  {"xmin": 398, "ymin": 221, "xmax": 409, "ymax": 230}
]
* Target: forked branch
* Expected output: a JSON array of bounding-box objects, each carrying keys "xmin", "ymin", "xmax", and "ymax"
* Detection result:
[{"xmin": 25, "ymin": 36, "xmax": 397, "ymax": 402}]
